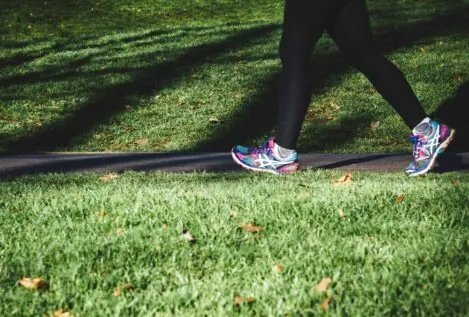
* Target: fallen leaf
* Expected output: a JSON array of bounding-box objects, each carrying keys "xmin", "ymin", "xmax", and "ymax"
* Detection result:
[
  {"xmin": 315, "ymin": 277, "xmax": 332, "ymax": 293},
  {"xmin": 333, "ymin": 174, "xmax": 352, "ymax": 186},
  {"xmin": 134, "ymin": 138, "xmax": 149, "ymax": 146},
  {"xmin": 209, "ymin": 117, "xmax": 220, "ymax": 124},
  {"xmin": 320, "ymin": 295, "xmax": 333, "ymax": 312},
  {"xmin": 370, "ymin": 121, "xmax": 380, "ymax": 129},
  {"xmin": 240, "ymin": 223, "xmax": 264, "ymax": 233},
  {"xmin": 95, "ymin": 211, "xmax": 108, "ymax": 218},
  {"xmin": 329, "ymin": 102, "xmax": 340, "ymax": 111},
  {"xmin": 420, "ymin": 47, "xmax": 428, "ymax": 52},
  {"xmin": 182, "ymin": 230, "xmax": 195, "ymax": 242},
  {"xmin": 233, "ymin": 296, "xmax": 256, "ymax": 305},
  {"xmin": 162, "ymin": 224, "xmax": 168, "ymax": 230},
  {"xmin": 113, "ymin": 283, "xmax": 134, "ymax": 297},
  {"xmin": 272, "ymin": 264, "xmax": 284, "ymax": 273},
  {"xmin": 99, "ymin": 173, "xmax": 119, "ymax": 182},
  {"xmin": 338, "ymin": 208, "xmax": 345, "ymax": 219},
  {"xmin": 50, "ymin": 309, "xmax": 73, "ymax": 317},
  {"xmin": 115, "ymin": 228, "xmax": 125, "ymax": 236},
  {"xmin": 17, "ymin": 277, "xmax": 48, "ymax": 290},
  {"xmin": 396, "ymin": 194, "xmax": 405, "ymax": 204},
  {"xmin": 454, "ymin": 180, "xmax": 461, "ymax": 188}
]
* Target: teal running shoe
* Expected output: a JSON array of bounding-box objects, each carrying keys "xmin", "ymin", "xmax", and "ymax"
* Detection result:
[
  {"xmin": 231, "ymin": 138, "xmax": 299, "ymax": 175},
  {"xmin": 406, "ymin": 119, "xmax": 455, "ymax": 177}
]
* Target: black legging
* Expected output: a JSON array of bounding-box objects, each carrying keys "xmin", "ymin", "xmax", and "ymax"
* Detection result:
[{"xmin": 276, "ymin": 0, "xmax": 427, "ymax": 149}]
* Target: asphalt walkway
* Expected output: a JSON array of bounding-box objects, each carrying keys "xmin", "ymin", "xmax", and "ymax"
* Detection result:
[{"xmin": 1, "ymin": 152, "xmax": 468, "ymax": 178}]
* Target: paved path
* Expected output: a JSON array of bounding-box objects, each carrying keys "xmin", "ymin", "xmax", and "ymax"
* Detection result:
[{"xmin": 1, "ymin": 152, "xmax": 468, "ymax": 177}]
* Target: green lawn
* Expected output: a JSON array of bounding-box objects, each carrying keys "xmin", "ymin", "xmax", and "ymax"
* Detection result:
[
  {"xmin": 1, "ymin": 0, "xmax": 469, "ymax": 316},
  {"xmin": 1, "ymin": 171, "xmax": 469, "ymax": 316},
  {"xmin": 1, "ymin": 0, "xmax": 468, "ymax": 153}
]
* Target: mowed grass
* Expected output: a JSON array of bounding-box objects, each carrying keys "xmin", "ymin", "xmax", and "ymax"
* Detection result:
[
  {"xmin": 1, "ymin": 1, "xmax": 469, "ymax": 316},
  {"xmin": 1, "ymin": 171, "xmax": 469, "ymax": 316},
  {"xmin": 0, "ymin": 0, "xmax": 468, "ymax": 153}
]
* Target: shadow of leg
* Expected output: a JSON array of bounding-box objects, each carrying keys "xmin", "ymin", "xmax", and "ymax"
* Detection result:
[{"xmin": 432, "ymin": 81, "xmax": 469, "ymax": 152}]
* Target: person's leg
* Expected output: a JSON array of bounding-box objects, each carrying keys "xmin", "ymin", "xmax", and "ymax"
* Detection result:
[
  {"xmin": 326, "ymin": 0, "xmax": 455, "ymax": 176},
  {"xmin": 275, "ymin": 0, "xmax": 339, "ymax": 150},
  {"xmin": 231, "ymin": 0, "xmax": 342, "ymax": 174},
  {"xmin": 326, "ymin": 0, "xmax": 427, "ymax": 129}
]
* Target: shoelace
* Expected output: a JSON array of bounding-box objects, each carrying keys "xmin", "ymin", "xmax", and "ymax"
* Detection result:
[
  {"xmin": 251, "ymin": 140, "xmax": 272, "ymax": 156},
  {"xmin": 409, "ymin": 135, "xmax": 429, "ymax": 162}
]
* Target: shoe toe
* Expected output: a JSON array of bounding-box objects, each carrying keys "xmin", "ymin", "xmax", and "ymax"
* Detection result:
[{"xmin": 232, "ymin": 145, "xmax": 251, "ymax": 155}]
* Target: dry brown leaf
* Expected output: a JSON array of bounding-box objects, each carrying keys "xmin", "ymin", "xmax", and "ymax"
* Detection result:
[
  {"xmin": 113, "ymin": 283, "xmax": 134, "ymax": 297},
  {"xmin": 50, "ymin": 309, "xmax": 73, "ymax": 317},
  {"xmin": 420, "ymin": 47, "xmax": 428, "ymax": 52},
  {"xmin": 162, "ymin": 224, "xmax": 168, "ymax": 230},
  {"xmin": 333, "ymin": 174, "xmax": 352, "ymax": 186},
  {"xmin": 115, "ymin": 228, "xmax": 125, "ymax": 236},
  {"xmin": 95, "ymin": 211, "xmax": 108, "ymax": 218},
  {"xmin": 315, "ymin": 277, "xmax": 332, "ymax": 293},
  {"xmin": 134, "ymin": 138, "xmax": 149, "ymax": 146},
  {"xmin": 320, "ymin": 295, "xmax": 333, "ymax": 312},
  {"xmin": 272, "ymin": 264, "xmax": 285, "ymax": 273},
  {"xmin": 17, "ymin": 277, "xmax": 48, "ymax": 290},
  {"xmin": 338, "ymin": 208, "xmax": 345, "ymax": 219},
  {"xmin": 99, "ymin": 173, "xmax": 119, "ymax": 182},
  {"xmin": 233, "ymin": 296, "xmax": 244, "ymax": 305},
  {"xmin": 396, "ymin": 194, "xmax": 405, "ymax": 204},
  {"xmin": 240, "ymin": 223, "xmax": 264, "ymax": 233},
  {"xmin": 233, "ymin": 296, "xmax": 256, "ymax": 305},
  {"xmin": 329, "ymin": 102, "xmax": 340, "ymax": 111},
  {"xmin": 454, "ymin": 180, "xmax": 461, "ymax": 188},
  {"xmin": 182, "ymin": 230, "xmax": 195, "ymax": 242},
  {"xmin": 370, "ymin": 121, "xmax": 380, "ymax": 129}
]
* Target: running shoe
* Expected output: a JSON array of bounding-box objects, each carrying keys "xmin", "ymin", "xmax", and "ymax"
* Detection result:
[
  {"xmin": 231, "ymin": 138, "xmax": 299, "ymax": 175},
  {"xmin": 406, "ymin": 119, "xmax": 455, "ymax": 177}
]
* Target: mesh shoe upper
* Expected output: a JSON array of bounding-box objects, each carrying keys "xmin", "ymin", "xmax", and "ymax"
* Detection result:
[
  {"xmin": 406, "ymin": 120, "xmax": 454, "ymax": 176},
  {"xmin": 231, "ymin": 138, "xmax": 299, "ymax": 174}
]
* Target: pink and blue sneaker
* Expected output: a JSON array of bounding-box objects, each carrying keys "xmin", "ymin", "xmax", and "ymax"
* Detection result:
[
  {"xmin": 231, "ymin": 138, "xmax": 299, "ymax": 175},
  {"xmin": 406, "ymin": 118, "xmax": 456, "ymax": 177}
]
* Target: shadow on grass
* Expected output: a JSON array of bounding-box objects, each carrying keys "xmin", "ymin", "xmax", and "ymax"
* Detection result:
[
  {"xmin": 2, "ymin": 23, "xmax": 280, "ymax": 152},
  {"xmin": 191, "ymin": 7, "xmax": 469, "ymax": 152},
  {"xmin": 0, "ymin": 27, "xmax": 229, "ymax": 88},
  {"xmin": 2, "ymin": 6, "xmax": 468, "ymax": 154},
  {"xmin": 432, "ymin": 81, "xmax": 469, "ymax": 152}
]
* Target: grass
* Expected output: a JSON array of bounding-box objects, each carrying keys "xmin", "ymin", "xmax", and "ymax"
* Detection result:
[
  {"xmin": 1, "ymin": 0, "xmax": 468, "ymax": 153},
  {"xmin": 1, "ymin": 1, "xmax": 469, "ymax": 316},
  {"xmin": 1, "ymin": 171, "xmax": 469, "ymax": 316}
]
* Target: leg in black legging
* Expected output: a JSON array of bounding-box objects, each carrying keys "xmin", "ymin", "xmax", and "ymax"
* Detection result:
[
  {"xmin": 276, "ymin": 0, "xmax": 341, "ymax": 149},
  {"xmin": 326, "ymin": 0, "xmax": 427, "ymax": 129}
]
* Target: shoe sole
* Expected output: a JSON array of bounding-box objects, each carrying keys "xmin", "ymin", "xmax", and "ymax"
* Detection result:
[
  {"xmin": 231, "ymin": 150, "xmax": 297, "ymax": 175},
  {"xmin": 408, "ymin": 129, "xmax": 456, "ymax": 177}
]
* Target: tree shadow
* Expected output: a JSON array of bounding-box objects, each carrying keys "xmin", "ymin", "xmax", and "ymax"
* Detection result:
[
  {"xmin": 431, "ymin": 81, "xmax": 469, "ymax": 152},
  {"xmin": 2, "ymin": 5, "xmax": 469, "ymax": 154},
  {"xmin": 2, "ymin": 24, "xmax": 280, "ymax": 152},
  {"xmin": 191, "ymin": 8, "xmax": 469, "ymax": 152}
]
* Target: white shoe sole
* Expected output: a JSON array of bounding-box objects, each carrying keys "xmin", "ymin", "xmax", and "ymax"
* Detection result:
[{"xmin": 231, "ymin": 150, "xmax": 297, "ymax": 175}]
